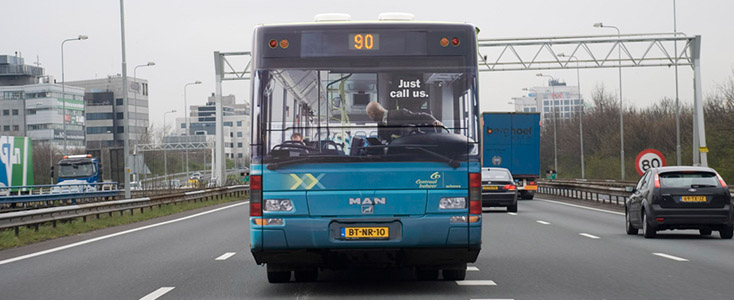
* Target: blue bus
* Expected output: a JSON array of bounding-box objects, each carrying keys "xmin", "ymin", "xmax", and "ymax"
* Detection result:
[{"xmin": 249, "ymin": 14, "xmax": 482, "ymax": 283}]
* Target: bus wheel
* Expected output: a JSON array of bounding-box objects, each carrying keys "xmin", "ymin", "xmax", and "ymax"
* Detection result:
[
  {"xmin": 267, "ymin": 265, "xmax": 291, "ymax": 283},
  {"xmin": 442, "ymin": 265, "xmax": 466, "ymax": 280},
  {"xmin": 294, "ymin": 268, "xmax": 318, "ymax": 282},
  {"xmin": 416, "ymin": 269, "xmax": 439, "ymax": 281}
]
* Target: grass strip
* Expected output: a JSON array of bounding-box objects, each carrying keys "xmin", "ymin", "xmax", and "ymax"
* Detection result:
[{"xmin": 0, "ymin": 196, "xmax": 243, "ymax": 250}]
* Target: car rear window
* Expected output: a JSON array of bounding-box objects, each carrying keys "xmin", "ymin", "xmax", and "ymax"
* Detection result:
[
  {"xmin": 482, "ymin": 170, "xmax": 511, "ymax": 181},
  {"xmin": 659, "ymin": 172, "xmax": 719, "ymax": 188}
]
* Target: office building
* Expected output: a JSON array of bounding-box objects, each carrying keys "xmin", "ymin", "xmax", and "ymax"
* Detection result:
[
  {"xmin": 0, "ymin": 54, "xmax": 85, "ymax": 148},
  {"xmin": 176, "ymin": 94, "xmax": 250, "ymax": 167},
  {"xmin": 66, "ymin": 75, "xmax": 150, "ymax": 183},
  {"xmin": 513, "ymin": 80, "xmax": 584, "ymax": 122}
]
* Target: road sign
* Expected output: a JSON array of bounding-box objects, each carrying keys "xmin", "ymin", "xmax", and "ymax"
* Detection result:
[{"xmin": 635, "ymin": 149, "xmax": 666, "ymax": 176}]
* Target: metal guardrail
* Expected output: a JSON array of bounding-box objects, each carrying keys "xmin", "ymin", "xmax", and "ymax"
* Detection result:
[
  {"xmin": 537, "ymin": 179, "xmax": 734, "ymax": 205},
  {"xmin": 0, "ymin": 185, "xmax": 249, "ymax": 237},
  {"xmin": 0, "ymin": 182, "xmax": 119, "ymax": 196}
]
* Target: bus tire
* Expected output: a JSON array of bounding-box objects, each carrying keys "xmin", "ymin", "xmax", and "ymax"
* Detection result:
[
  {"xmin": 294, "ymin": 268, "xmax": 318, "ymax": 282},
  {"xmin": 267, "ymin": 265, "xmax": 291, "ymax": 283},
  {"xmin": 416, "ymin": 269, "xmax": 439, "ymax": 281},
  {"xmin": 442, "ymin": 265, "xmax": 466, "ymax": 281}
]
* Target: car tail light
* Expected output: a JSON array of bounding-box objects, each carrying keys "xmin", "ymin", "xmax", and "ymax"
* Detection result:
[
  {"xmin": 654, "ymin": 173, "xmax": 660, "ymax": 188},
  {"xmin": 469, "ymin": 173, "xmax": 481, "ymax": 214},
  {"xmin": 250, "ymin": 175, "xmax": 262, "ymax": 217},
  {"xmin": 717, "ymin": 173, "xmax": 727, "ymax": 188},
  {"xmin": 503, "ymin": 184, "xmax": 516, "ymax": 191}
]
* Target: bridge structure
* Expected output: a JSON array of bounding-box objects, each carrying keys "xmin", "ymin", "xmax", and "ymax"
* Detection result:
[{"xmin": 207, "ymin": 33, "xmax": 706, "ymax": 184}]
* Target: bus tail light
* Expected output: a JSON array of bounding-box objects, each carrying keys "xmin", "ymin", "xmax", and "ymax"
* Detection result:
[
  {"xmin": 250, "ymin": 175, "xmax": 262, "ymax": 217},
  {"xmin": 469, "ymin": 173, "xmax": 481, "ymax": 214},
  {"xmin": 268, "ymin": 39, "xmax": 278, "ymax": 48},
  {"xmin": 451, "ymin": 37, "xmax": 460, "ymax": 46}
]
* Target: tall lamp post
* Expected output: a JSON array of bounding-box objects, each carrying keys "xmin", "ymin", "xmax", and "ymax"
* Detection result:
[
  {"xmin": 61, "ymin": 35, "xmax": 88, "ymax": 155},
  {"xmin": 594, "ymin": 22, "xmax": 625, "ymax": 180},
  {"xmin": 132, "ymin": 62, "xmax": 155, "ymax": 182},
  {"xmin": 183, "ymin": 81, "xmax": 202, "ymax": 180},
  {"xmin": 673, "ymin": 0, "xmax": 681, "ymax": 166},
  {"xmin": 558, "ymin": 53, "xmax": 585, "ymax": 179},
  {"xmin": 536, "ymin": 73, "xmax": 558, "ymax": 173},
  {"xmin": 163, "ymin": 110, "xmax": 176, "ymax": 185}
]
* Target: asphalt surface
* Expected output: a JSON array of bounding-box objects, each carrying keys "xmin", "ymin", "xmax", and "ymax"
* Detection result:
[{"xmin": 1, "ymin": 196, "xmax": 733, "ymax": 300}]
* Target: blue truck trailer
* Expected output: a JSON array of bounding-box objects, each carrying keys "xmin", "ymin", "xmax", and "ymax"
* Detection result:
[{"xmin": 481, "ymin": 112, "xmax": 540, "ymax": 199}]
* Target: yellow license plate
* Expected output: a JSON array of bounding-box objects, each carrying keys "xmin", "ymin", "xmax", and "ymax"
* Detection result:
[
  {"xmin": 681, "ymin": 196, "xmax": 706, "ymax": 203},
  {"xmin": 483, "ymin": 186, "xmax": 498, "ymax": 190},
  {"xmin": 524, "ymin": 185, "xmax": 538, "ymax": 191},
  {"xmin": 341, "ymin": 227, "xmax": 389, "ymax": 239}
]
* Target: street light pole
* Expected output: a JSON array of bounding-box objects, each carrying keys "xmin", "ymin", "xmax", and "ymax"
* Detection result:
[
  {"xmin": 537, "ymin": 73, "xmax": 557, "ymax": 173},
  {"xmin": 132, "ymin": 62, "xmax": 155, "ymax": 182},
  {"xmin": 594, "ymin": 22, "xmax": 625, "ymax": 180},
  {"xmin": 119, "ymin": 0, "xmax": 131, "ymax": 199},
  {"xmin": 183, "ymin": 81, "xmax": 202, "ymax": 181},
  {"xmin": 60, "ymin": 35, "xmax": 88, "ymax": 155},
  {"xmin": 163, "ymin": 110, "xmax": 176, "ymax": 185},
  {"xmin": 559, "ymin": 53, "xmax": 585, "ymax": 179},
  {"xmin": 673, "ymin": 0, "xmax": 682, "ymax": 166}
]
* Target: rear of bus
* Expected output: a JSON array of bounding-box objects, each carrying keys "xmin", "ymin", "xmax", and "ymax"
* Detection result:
[{"xmin": 249, "ymin": 20, "xmax": 481, "ymax": 282}]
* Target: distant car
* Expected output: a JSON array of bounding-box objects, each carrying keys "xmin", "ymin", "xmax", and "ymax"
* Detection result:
[
  {"xmin": 129, "ymin": 181, "xmax": 143, "ymax": 191},
  {"xmin": 625, "ymin": 166, "xmax": 733, "ymax": 239},
  {"xmin": 481, "ymin": 167, "xmax": 518, "ymax": 212},
  {"xmin": 191, "ymin": 172, "xmax": 202, "ymax": 180}
]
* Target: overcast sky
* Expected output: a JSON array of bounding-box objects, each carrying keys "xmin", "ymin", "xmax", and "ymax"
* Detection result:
[{"xmin": 2, "ymin": 0, "xmax": 733, "ymax": 128}]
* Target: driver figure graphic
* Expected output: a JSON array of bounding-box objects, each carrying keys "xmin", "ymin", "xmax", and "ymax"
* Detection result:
[{"xmin": 365, "ymin": 101, "xmax": 443, "ymax": 142}]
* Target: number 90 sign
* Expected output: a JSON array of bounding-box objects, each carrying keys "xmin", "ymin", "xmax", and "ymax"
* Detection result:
[{"xmin": 635, "ymin": 149, "xmax": 666, "ymax": 176}]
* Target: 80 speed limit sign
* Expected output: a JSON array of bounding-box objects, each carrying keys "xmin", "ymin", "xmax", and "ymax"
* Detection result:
[{"xmin": 635, "ymin": 149, "xmax": 666, "ymax": 176}]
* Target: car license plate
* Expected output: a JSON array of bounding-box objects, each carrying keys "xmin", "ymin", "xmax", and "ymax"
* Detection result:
[
  {"xmin": 483, "ymin": 186, "xmax": 498, "ymax": 190},
  {"xmin": 681, "ymin": 195, "xmax": 706, "ymax": 203},
  {"xmin": 341, "ymin": 227, "xmax": 389, "ymax": 239}
]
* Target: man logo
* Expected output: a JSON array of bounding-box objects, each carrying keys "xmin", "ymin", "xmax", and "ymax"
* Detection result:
[
  {"xmin": 361, "ymin": 205, "xmax": 374, "ymax": 214},
  {"xmin": 349, "ymin": 197, "xmax": 386, "ymax": 205}
]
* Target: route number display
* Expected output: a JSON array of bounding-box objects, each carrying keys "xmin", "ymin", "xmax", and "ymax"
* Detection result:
[
  {"xmin": 635, "ymin": 149, "xmax": 666, "ymax": 176},
  {"xmin": 349, "ymin": 33, "xmax": 379, "ymax": 50}
]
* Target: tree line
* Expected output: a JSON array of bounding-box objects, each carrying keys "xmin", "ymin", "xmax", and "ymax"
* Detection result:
[{"xmin": 542, "ymin": 72, "xmax": 734, "ymax": 182}]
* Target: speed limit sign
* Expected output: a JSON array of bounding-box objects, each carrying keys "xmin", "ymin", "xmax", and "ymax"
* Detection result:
[{"xmin": 635, "ymin": 149, "xmax": 666, "ymax": 176}]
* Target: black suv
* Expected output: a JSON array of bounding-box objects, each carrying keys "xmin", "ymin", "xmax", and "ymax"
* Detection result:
[{"xmin": 625, "ymin": 166, "xmax": 733, "ymax": 239}]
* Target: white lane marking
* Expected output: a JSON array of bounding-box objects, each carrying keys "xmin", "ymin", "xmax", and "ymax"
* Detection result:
[
  {"xmin": 579, "ymin": 233, "xmax": 600, "ymax": 239},
  {"xmin": 471, "ymin": 299, "xmax": 514, "ymax": 300},
  {"xmin": 653, "ymin": 253, "xmax": 689, "ymax": 262},
  {"xmin": 0, "ymin": 202, "xmax": 249, "ymax": 266},
  {"xmin": 536, "ymin": 220, "xmax": 550, "ymax": 225},
  {"xmin": 538, "ymin": 199, "xmax": 624, "ymax": 216},
  {"xmin": 456, "ymin": 280, "xmax": 497, "ymax": 286},
  {"xmin": 507, "ymin": 212, "xmax": 518, "ymax": 216},
  {"xmin": 139, "ymin": 287, "xmax": 175, "ymax": 300},
  {"xmin": 467, "ymin": 266, "xmax": 480, "ymax": 271},
  {"xmin": 215, "ymin": 252, "xmax": 236, "ymax": 261}
]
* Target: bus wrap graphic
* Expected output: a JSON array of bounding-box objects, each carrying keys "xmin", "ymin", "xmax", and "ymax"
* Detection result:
[{"xmin": 0, "ymin": 136, "xmax": 34, "ymax": 188}]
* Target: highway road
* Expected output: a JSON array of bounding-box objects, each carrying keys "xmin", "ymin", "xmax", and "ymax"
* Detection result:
[{"xmin": 1, "ymin": 196, "xmax": 733, "ymax": 300}]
